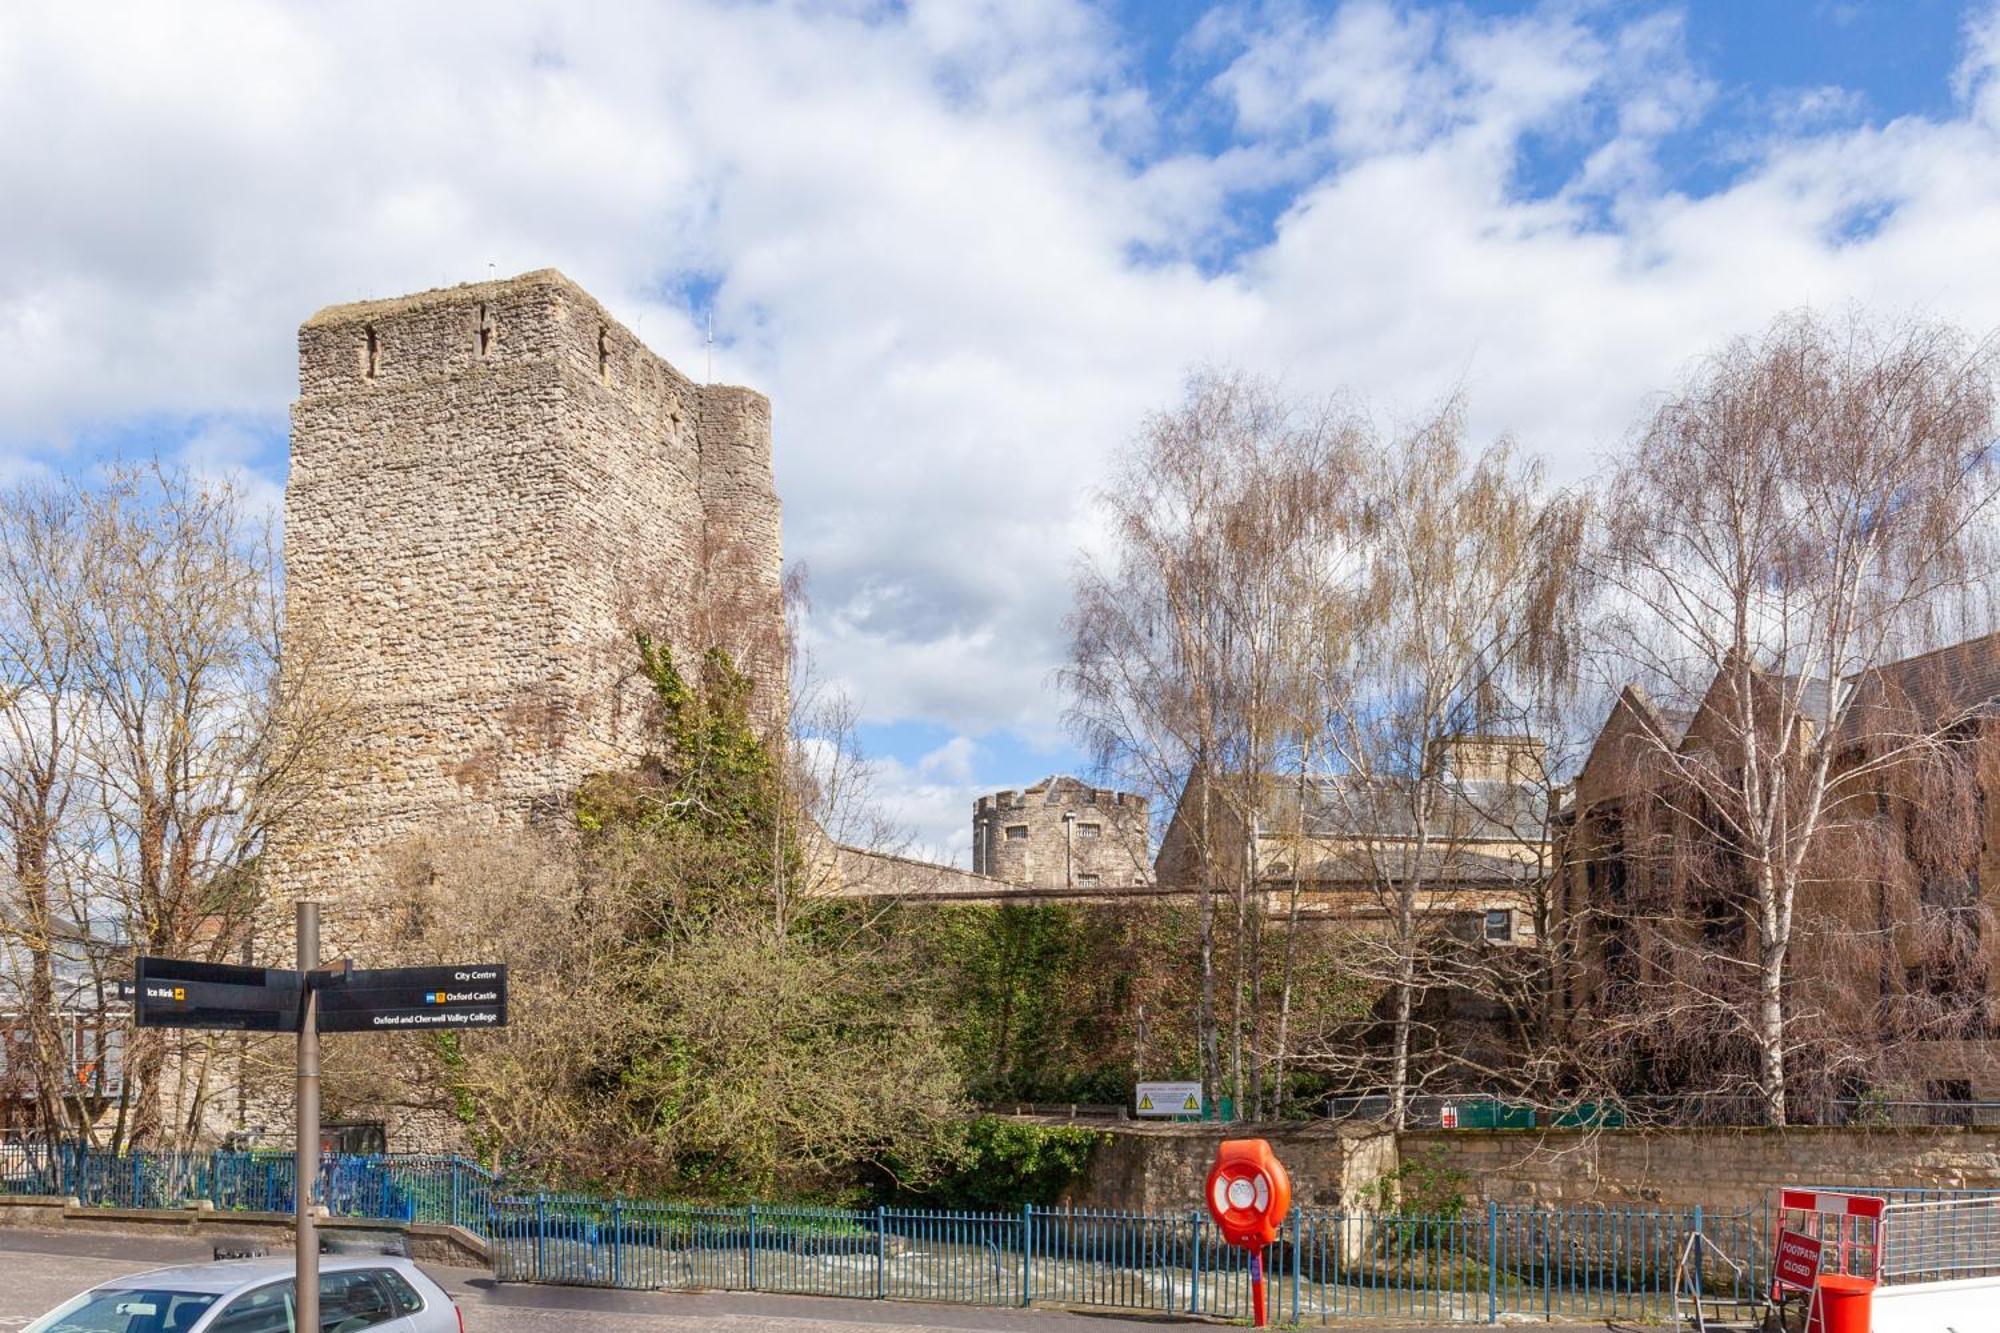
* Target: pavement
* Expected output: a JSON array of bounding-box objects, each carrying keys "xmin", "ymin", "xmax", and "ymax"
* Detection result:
[{"xmin": 0, "ymin": 1228, "xmax": 1625, "ymax": 1331}]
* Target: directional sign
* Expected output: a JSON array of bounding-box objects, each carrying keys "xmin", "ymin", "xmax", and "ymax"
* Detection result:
[
  {"xmin": 1136, "ymin": 1080, "xmax": 1203, "ymax": 1118},
  {"xmin": 134, "ymin": 957, "xmax": 303, "ymax": 1032},
  {"xmin": 314, "ymin": 964, "xmax": 507, "ymax": 1033}
]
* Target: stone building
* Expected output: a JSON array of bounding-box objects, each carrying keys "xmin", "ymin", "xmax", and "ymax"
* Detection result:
[
  {"xmin": 266, "ymin": 270, "xmax": 784, "ymax": 918},
  {"xmin": 1562, "ymin": 631, "xmax": 2000, "ymax": 1109},
  {"xmin": 972, "ymin": 777, "xmax": 1151, "ymax": 890},
  {"xmin": 1153, "ymin": 736, "xmax": 1552, "ymax": 941}
]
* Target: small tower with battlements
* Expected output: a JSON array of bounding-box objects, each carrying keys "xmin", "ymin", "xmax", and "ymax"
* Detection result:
[{"xmin": 972, "ymin": 777, "xmax": 1151, "ymax": 890}]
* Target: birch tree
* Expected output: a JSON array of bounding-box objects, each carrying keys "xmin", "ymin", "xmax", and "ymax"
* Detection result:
[
  {"xmin": 1307, "ymin": 407, "xmax": 1585, "ymax": 1127},
  {"xmin": 1065, "ymin": 369, "xmax": 1359, "ymax": 1113},
  {"xmin": 1593, "ymin": 311, "xmax": 2000, "ymax": 1125}
]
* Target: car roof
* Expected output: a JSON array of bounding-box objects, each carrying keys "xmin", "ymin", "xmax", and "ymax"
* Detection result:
[{"xmin": 102, "ymin": 1254, "xmax": 411, "ymax": 1297}]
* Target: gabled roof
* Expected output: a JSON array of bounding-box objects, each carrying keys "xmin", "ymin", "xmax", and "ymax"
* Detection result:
[
  {"xmin": 1854, "ymin": 629, "xmax": 2000, "ymax": 726},
  {"xmin": 1576, "ymin": 685, "xmax": 1689, "ymax": 792},
  {"xmin": 1257, "ymin": 774, "xmax": 1548, "ymax": 844},
  {"xmin": 1590, "ymin": 629, "xmax": 2000, "ymax": 775}
]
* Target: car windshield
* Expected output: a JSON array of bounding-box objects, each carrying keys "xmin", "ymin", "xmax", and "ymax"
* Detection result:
[{"xmin": 25, "ymin": 1287, "xmax": 219, "ymax": 1333}]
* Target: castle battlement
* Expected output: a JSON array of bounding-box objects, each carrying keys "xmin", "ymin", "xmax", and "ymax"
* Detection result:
[
  {"xmin": 971, "ymin": 775, "xmax": 1151, "ymax": 889},
  {"xmin": 973, "ymin": 781, "xmax": 1145, "ymax": 816}
]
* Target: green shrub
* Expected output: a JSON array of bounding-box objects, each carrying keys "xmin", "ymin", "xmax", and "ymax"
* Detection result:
[{"xmin": 886, "ymin": 1116, "xmax": 1104, "ymax": 1211}]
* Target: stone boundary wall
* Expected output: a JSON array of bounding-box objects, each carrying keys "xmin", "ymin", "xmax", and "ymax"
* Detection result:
[
  {"xmin": 1060, "ymin": 1119, "xmax": 2000, "ymax": 1218},
  {"xmin": 1054, "ymin": 1119, "xmax": 1396, "ymax": 1215},
  {"xmin": 1404, "ymin": 1126, "xmax": 2000, "ymax": 1215},
  {"xmin": 0, "ymin": 1196, "xmax": 487, "ymax": 1267}
]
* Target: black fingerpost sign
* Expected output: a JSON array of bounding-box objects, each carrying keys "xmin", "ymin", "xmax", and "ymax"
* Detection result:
[
  {"xmin": 134, "ymin": 957, "xmax": 304, "ymax": 1032},
  {"xmin": 314, "ymin": 963, "xmax": 508, "ymax": 1033}
]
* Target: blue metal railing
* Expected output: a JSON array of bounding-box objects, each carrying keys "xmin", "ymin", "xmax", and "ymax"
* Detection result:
[
  {"xmin": 0, "ymin": 1143, "xmax": 496, "ymax": 1234},
  {"xmin": 488, "ymin": 1193, "xmax": 1776, "ymax": 1324},
  {"xmin": 1, "ymin": 1142, "xmax": 1799, "ymax": 1323}
]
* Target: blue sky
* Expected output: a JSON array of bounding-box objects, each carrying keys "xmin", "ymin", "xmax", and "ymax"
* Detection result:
[{"xmin": 7, "ymin": 1, "xmax": 2000, "ymax": 860}]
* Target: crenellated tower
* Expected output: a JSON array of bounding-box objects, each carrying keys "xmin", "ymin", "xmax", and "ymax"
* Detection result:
[{"xmin": 972, "ymin": 776, "xmax": 1151, "ymax": 890}]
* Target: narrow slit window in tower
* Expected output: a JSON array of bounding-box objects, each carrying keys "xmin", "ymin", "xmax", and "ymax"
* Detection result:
[
  {"xmin": 476, "ymin": 304, "xmax": 494, "ymax": 358},
  {"xmin": 364, "ymin": 326, "xmax": 378, "ymax": 379},
  {"xmin": 598, "ymin": 325, "xmax": 610, "ymax": 382}
]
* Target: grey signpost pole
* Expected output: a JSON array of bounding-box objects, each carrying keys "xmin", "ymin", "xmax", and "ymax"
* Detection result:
[{"xmin": 296, "ymin": 902, "xmax": 320, "ymax": 1333}]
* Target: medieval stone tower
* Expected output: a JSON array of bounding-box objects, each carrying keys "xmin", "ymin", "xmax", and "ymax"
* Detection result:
[
  {"xmin": 268, "ymin": 269, "xmax": 784, "ymax": 910},
  {"xmin": 972, "ymin": 777, "xmax": 1151, "ymax": 890}
]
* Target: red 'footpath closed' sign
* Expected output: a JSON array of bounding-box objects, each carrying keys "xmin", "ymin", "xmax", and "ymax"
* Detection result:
[{"xmin": 1774, "ymin": 1229, "xmax": 1823, "ymax": 1291}]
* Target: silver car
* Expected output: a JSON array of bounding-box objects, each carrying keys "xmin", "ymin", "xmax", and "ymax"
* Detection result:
[{"xmin": 24, "ymin": 1255, "xmax": 463, "ymax": 1333}]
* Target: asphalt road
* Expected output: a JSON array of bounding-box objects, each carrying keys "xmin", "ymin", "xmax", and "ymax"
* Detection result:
[{"xmin": 0, "ymin": 1228, "xmax": 1622, "ymax": 1331}]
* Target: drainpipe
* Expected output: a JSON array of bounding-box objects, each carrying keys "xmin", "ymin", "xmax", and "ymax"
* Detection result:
[{"xmin": 1063, "ymin": 811, "xmax": 1076, "ymax": 889}]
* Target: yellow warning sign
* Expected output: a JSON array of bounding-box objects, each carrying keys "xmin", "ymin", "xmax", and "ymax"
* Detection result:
[
  {"xmin": 1182, "ymin": 1094, "xmax": 1199, "ymax": 1111},
  {"xmin": 1138, "ymin": 1094, "xmax": 1154, "ymax": 1111}
]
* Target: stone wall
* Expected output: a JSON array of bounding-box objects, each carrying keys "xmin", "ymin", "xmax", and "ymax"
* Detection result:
[
  {"xmin": 1404, "ymin": 1126, "xmax": 2000, "ymax": 1215},
  {"xmin": 972, "ymin": 777, "xmax": 1151, "ymax": 889},
  {"xmin": 267, "ymin": 269, "xmax": 783, "ymax": 936},
  {"xmin": 1066, "ymin": 1121, "xmax": 2000, "ymax": 1218},
  {"xmin": 1058, "ymin": 1120, "xmax": 1396, "ymax": 1214}
]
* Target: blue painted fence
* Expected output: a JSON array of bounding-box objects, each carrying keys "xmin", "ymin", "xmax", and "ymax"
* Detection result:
[
  {"xmin": 487, "ymin": 1193, "xmax": 1777, "ymax": 1324},
  {"xmin": 0, "ymin": 1142, "xmax": 493, "ymax": 1232},
  {"xmin": 3, "ymin": 1142, "xmax": 1778, "ymax": 1323}
]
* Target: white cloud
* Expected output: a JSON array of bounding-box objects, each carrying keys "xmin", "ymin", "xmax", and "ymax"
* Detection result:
[
  {"xmin": 8, "ymin": 0, "xmax": 2000, "ymax": 766},
  {"xmin": 866, "ymin": 734, "xmax": 988, "ymax": 866}
]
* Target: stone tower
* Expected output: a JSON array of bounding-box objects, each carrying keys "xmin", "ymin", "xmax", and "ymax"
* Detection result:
[
  {"xmin": 269, "ymin": 269, "xmax": 783, "ymax": 911},
  {"xmin": 972, "ymin": 777, "xmax": 1151, "ymax": 890}
]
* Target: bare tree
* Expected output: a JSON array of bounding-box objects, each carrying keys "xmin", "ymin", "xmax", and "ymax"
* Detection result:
[
  {"xmin": 0, "ymin": 483, "xmax": 92, "ymax": 1142},
  {"xmin": 1591, "ymin": 311, "xmax": 2000, "ymax": 1124},
  {"xmin": 0, "ymin": 463, "xmax": 336, "ymax": 1150},
  {"xmin": 1066, "ymin": 368, "xmax": 1359, "ymax": 1113},
  {"xmin": 1303, "ymin": 406, "xmax": 1585, "ymax": 1127}
]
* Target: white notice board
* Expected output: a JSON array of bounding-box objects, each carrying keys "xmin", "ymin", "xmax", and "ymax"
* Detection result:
[{"xmin": 1135, "ymin": 1081, "xmax": 1203, "ymax": 1117}]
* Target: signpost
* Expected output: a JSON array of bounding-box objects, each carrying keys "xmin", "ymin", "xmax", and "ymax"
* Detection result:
[
  {"xmin": 133, "ymin": 912, "xmax": 506, "ymax": 1328},
  {"xmin": 133, "ymin": 958, "xmax": 302, "ymax": 1031},
  {"xmin": 1135, "ymin": 1080, "xmax": 1203, "ymax": 1118},
  {"xmin": 316, "ymin": 964, "xmax": 507, "ymax": 1032}
]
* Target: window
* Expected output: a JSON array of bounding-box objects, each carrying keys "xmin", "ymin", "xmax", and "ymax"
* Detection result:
[
  {"xmin": 1484, "ymin": 910, "xmax": 1512, "ymax": 942},
  {"xmin": 1077, "ymin": 823, "xmax": 1102, "ymax": 840},
  {"xmin": 206, "ymin": 1282, "xmax": 290, "ymax": 1333},
  {"xmin": 475, "ymin": 303, "xmax": 494, "ymax": 357},
  {"xmin": 1005, "ymin": 825, "xmax": 1028, "ymax": 841},
  {"xmin": 319, "ymin": 1270, "xmax": 397, "ymax": 1330},
  {"xmin": 25, "ymin": 1286, "xmax": 218, "ymax": 1332},
  {"xmin": 205, "ymin": 1272, "xmax": 403, "ymax": 1333},
  {"xmin": 1076, "ymin": 873, "xmax": 1100, "ymax": 886},
  {"xmin": 363, "ymin": 326, "xmax": 379, "ymax": 379},
  {"xmin": 376, "ymin": 1269, "xmax": 425, "ymax": 1316}
]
